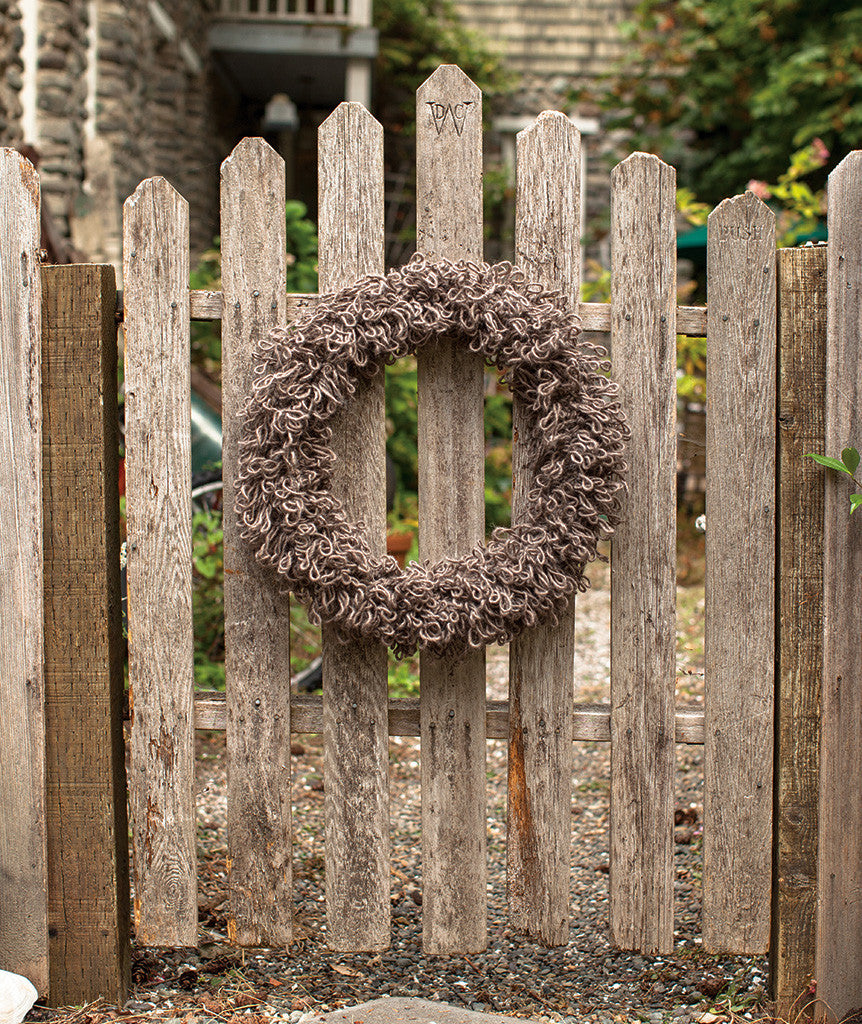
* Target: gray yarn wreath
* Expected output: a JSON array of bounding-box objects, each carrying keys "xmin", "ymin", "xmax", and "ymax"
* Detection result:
[{"xmin": 235, "ymin": 254, "xmax": 629, "ymax": 659}]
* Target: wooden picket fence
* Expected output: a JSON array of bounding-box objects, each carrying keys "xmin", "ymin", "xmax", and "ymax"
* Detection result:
[{"xmin": 1, "ymin": 63, "xmax": 861, "ymax": 1021}]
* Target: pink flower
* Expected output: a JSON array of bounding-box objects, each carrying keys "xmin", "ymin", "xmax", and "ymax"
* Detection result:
[
  {"xmin": 811, "ymin": 137, "xmax": 829, "ymax": 164},
  {"xmin": 747, "ymin": 179, "xmax": 772, "ymax": 200}
]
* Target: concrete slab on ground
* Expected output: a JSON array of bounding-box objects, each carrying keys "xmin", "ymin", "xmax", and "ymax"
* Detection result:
[{"xmin": 306, "ymin": 999, "xmax": 543, "ymax": 1024}]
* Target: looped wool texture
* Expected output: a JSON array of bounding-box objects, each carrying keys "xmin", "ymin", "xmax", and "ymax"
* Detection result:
[{"xmin": 235, "ymin": 254, "xmax": 629, "ymax": 658}]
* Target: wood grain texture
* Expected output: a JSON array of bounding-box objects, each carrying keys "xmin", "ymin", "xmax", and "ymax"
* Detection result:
[
  {"xmin": 416, "ymin": 65, "xmax": 487, "ymax": 954},
  {"xmin": 0, "ymin": 149, "xmax": 48, "ymax": 993},
  {"xmin": 609, "ymin": 153, "xmax": 677, "ymax": 955},
  {"xmin": 123, "ymin": 177, "xmax": 197, "ymax": 946},
  {"xmin": 220, "ymin": 139, "xmax": 293, "ymax": 947},
  {"xmin": 703, "ymin": 192, "xmax": 776, "ymax": 954},
  {"xmin": 508, "ymin": 111, "xmax": 580, "ymax": 947},
  {"xmin": 816, "ymin": 153, "xmax": 862, "ymax": 1020},
  {"xmin": 194, "ymin": 693, "xmax": 707, "ymax": 744},
  {"xmin": 42, "ymin": 265, "xmax": 130, "ymax": 1005},
  {"xmin": 318, "ymin": 104, "xmax": 390, "ymax": 951},
  {"xmin": 771, "ymin": 246, "xmax": 826, "ymax": 1020}
]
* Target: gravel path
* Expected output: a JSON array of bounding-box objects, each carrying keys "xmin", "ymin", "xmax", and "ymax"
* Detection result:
[{"xmin": 33, "ymin": 572, "xmax": 768, "ymax": 1024}]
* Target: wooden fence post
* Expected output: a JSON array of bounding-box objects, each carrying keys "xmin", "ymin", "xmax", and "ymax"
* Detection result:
[
  {"xmin": 771, "ymin": 245, "xmax": 826, "ymax": 1019},
  {"xmin": 416, "ymin": 64, "xmax": 487, "ymax": 955},
  {"xmin": 816, "ymin": 152, "xmax": 862, "ymax": 1020},
  {"xmin": 0, "ymin": 149, "xmax": 48, "ymax": 995},
  {"xmin": 42, "ymin": 264, "xmax": 130, "ymax": 1005},
  {"xmin": 703, "ymin": 192, "xmax": 776, "ymax": 953}
]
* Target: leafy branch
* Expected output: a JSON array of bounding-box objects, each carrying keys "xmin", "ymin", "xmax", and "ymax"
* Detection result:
[{"xmin": 806, "ymin": 446, "xmax": 862, "ymax": 515}]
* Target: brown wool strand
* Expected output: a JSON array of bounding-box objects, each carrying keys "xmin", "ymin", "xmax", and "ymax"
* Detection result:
[{"xmin": 235, "ymin": 254, "xmax": 629, "ymax": 659}]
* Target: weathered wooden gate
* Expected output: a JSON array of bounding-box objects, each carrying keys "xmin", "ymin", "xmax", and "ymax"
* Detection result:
[{"xmin": 1, "ymin": 63, "xmax": 861, "ymax": 1021}]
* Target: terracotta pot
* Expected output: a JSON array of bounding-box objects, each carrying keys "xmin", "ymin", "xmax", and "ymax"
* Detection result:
[{"xmin": 387, "ymin": 531, "xmax": 413, "ymax": 568}]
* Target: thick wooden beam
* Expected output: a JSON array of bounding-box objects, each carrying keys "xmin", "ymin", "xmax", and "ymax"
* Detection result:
[{"xmin": 42, "ymin": 264, "xmax": 130, "ymax": 1005}]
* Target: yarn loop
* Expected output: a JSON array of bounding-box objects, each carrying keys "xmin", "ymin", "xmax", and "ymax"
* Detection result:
[{"xmin": 235, "ymin": 255, "xmax": 629, "ymax": 658}]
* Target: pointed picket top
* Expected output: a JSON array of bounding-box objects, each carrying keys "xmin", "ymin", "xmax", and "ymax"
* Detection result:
[
  {"xmin": 222, "ymin": 135, "xmax": 285, "ymax": 182},
  {"xmin": 417, "ymin": 64, "xmax": 481, "ymax": 140},
  {"xmin": 517, "ymin": 109, "xmax": 578, "ymax": 146},
  {"xmin": 318, "ymin": 101, "xmax": 384, "ymax": 289},
  {"xmin": 708, "ymin": 187, "xmax": 775, "ymax": 232},
  {"xmin": 515, "ymin": 110, "xmax": 580, "ymax": 301},
  {"xmin": 611, "ymin": 149, "xmax": 674, "ymax": 184},
  {"xmin": 319, "ymin": 100, "xmax": 383, "ymax": 140},
  {"xmin": 828, "ymin": 147, "xmax": 862, "ymax": 193},
  {"xmin": 124, "ymin": 174, "xmax": 188, "ymax": 216},
  {"xmin": 0, "ymin": 147, "xmax": 41, "ymax": 215},
  {"xmin": 416, "ymin": 64, "xmax": 482, "ymax": 262}
]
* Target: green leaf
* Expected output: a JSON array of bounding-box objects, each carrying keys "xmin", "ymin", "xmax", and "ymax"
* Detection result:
[
  {"xmin": 842, "ymin": 446, "xmax": 860, "ymax": 475},
  {"xmin": 805, "ymin": 453, "xmax": 854, "ymax": 475},
  {"xmin": 851, "ymin": 494, "xmax": 862, "ymax": 515}
]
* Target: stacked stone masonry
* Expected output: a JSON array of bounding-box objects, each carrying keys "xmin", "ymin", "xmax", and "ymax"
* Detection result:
[
  {"xmin": 0, "ymin": 0, "xmax": 23, "ymax": 147},
  {"xmin": 96, "ymin": 0, "xmax": 226, "ymax": 256}
]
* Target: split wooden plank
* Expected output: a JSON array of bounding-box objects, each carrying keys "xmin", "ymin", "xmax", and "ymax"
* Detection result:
[
  {"xmin": 771, "ymin": 245, "xmax": 826, "ymax": 1019},
  {"xmin": 507, "ymin": 111, "xmax": 580, "ymax": 946},
  {"xmin": 318, "ymin": 103, "xmax": 390, "ymax": 951},
  {"xmin": 42, "ymin": 265, "xmax": 130, "ymax": 1004},
  {"xmin": 194, "ymin": 692, "xmax": 708, "ymax": 744},
  {"xmin": 0, "ymin": 148, "xmax": 48, "ymax": 994},
  {"xmin": 416, "ymin": 64, "xmax": 487, "ymax": 954},
  {"xmin": 124, "ymin": 177, "xmax": 197, "ymax": 946},
  {"xmin": 221, "ymin": 139, "xmax": 293, "ymax": 947},
  {"xmin": 816, "ymin": 152, "xmax": 862, "ymax": 1020},
  {"xmin": 703, "ymin": 192, "xmax": 776, "ymax": 953},
  {"xmin": 608, "ymin": 153, "xmax": 677, "ymax": 954}
]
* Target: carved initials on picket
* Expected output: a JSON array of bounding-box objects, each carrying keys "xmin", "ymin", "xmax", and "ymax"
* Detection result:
[{"xmin": 427, "ymin": 100, "xmax": 474, "ymax": 137}]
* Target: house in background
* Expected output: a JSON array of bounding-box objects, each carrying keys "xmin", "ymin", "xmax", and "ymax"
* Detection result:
[
  {"xmin": 0, "ymin": 0, "xmax": 632, "ymax": 270},
  {"xmin": 0, "ymin": 0, "xmax": 377, "ymax": 273}
]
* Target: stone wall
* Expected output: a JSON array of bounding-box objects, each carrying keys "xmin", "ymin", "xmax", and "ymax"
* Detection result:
[
  {"xmin": 0, "ymin": 0, "xmax": 24, "ymax": 148},
  {"xmin": 37, "ymin": 0, "xmax": 88, "ymax": 233},
  {"xmin": 95, "ymin": 0, "xmax": 228, "ymax": 257}
]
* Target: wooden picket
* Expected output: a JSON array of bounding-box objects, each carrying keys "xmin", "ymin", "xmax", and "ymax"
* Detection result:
[
  {"xmin": 221, "ymin": 138, "xmax": 293, "ymax": 947},
  {"xmin": 317, "ymin": 102, "xmax": 390, "ymax": 952},
  {"xmin": 609, "ymin": 152, "xmax": 678, "ymax": 955},
  {"xmin": 3, "ymin": 73, "xmax": 862, "ymax": 1017},
  {"xmin": 416, "ymin": 65, "xmax": 488, "ymax": 955},
  {"xmin": 507, "ymin": 110, "xmax": 580, "ymax": 948},
  {"xmin": 123, "ymin": 177, "xmax": 197, "ymax": 946},
  {"xmin": 703, "ymin": 193, "xmax": 776, "ymax": 953},
  {"xmin": 0, "ymin": 149, "xmax": 48, "ymax": 994},
  {"xmin": 816, "ymin": 152, "xmax": 862, "ymax": 1018}
]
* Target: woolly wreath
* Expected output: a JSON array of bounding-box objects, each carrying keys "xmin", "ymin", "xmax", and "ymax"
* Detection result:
[{"xmin": 235, "ymin": 254, "xmax": 629, "ymax": 658}]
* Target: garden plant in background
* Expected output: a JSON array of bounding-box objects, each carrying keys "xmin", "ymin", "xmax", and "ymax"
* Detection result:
[{"xmin": 586, "ymin": 0, "xmax": 861, "ymax": 201}]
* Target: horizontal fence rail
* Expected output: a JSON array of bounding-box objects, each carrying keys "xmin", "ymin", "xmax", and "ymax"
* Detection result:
[
  {"xmin": 186, "ymin": 288, "xmax": 710, "ymax": 334},
  {"xmin": 192, "ymin": 692, "xmax": 708, "ymax": 742}
]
